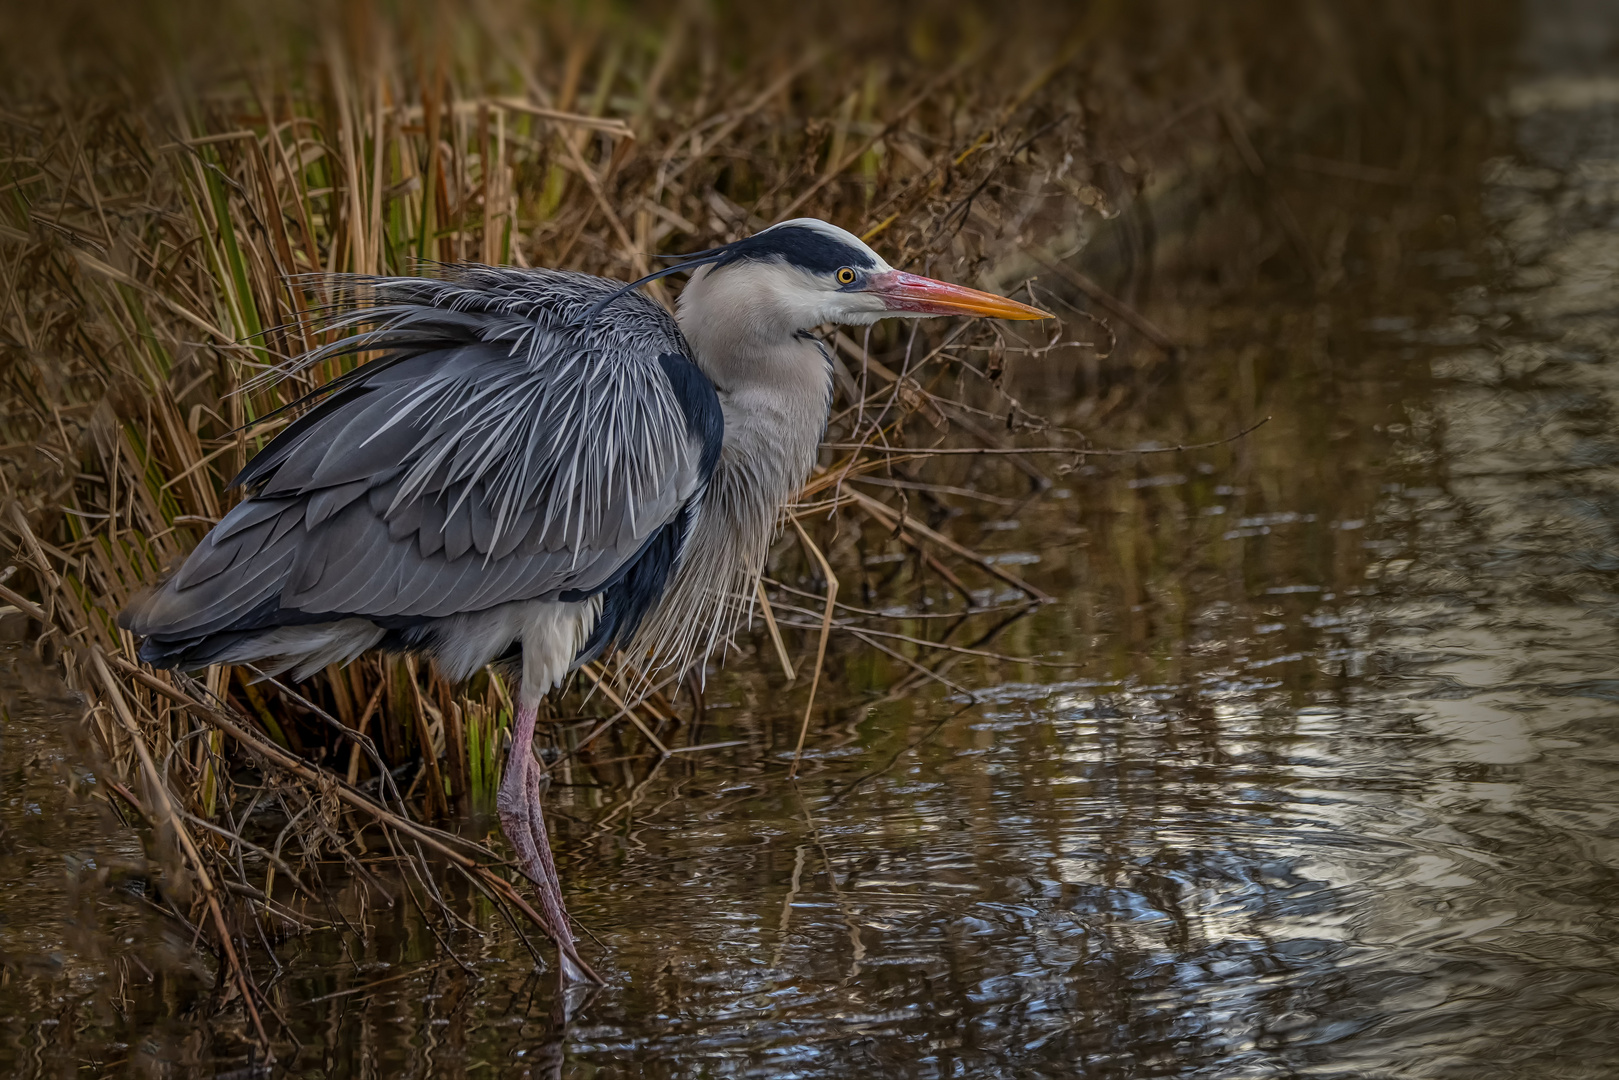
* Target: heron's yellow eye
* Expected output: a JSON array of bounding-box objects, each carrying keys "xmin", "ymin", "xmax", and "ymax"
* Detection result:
[{"xmin": 836, "ymin": 266, "xmax": 857, "ymax": 285}]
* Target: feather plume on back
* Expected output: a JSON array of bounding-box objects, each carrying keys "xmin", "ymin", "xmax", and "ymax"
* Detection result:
[
  {"xmin": 254, "ymin": 269, "xmax": 698, "ymax": 574},
  {"xmin": 123, "ymin": 267, "xmax": 726, "ymax": 688}
]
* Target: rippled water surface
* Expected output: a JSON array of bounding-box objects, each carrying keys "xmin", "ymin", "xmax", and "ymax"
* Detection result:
[{"xmin": 11, "ymin": 1, "xmax": 1619, "ymax": 1076}]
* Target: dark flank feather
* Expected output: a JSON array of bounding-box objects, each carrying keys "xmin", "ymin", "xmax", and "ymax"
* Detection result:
[{"xmin": 121, "ymin": 266, "xmax": 722, "ymax": 680}]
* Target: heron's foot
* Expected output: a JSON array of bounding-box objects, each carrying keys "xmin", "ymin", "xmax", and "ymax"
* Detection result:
[{"xmin": 492, "ymin": 790, "xmax": 595, "ymax": 984}]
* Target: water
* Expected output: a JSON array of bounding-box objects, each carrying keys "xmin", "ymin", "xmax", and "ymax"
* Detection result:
[{"xmin": 10, "ymin": 1, "xmax": 1619, "ymax": 1075}]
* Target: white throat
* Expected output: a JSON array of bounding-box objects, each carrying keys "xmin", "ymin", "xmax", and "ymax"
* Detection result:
[
  {"xmin": 633, "ymin": 262, "xmax": 835, "ymax": 677},
  {"xmin": 673, "ymin": 261, "xmax": 836, "ymax": 507}
]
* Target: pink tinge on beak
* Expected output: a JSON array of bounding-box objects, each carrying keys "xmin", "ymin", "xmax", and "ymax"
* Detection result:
[{"xmin": 865, "ymin": 270, "xmax": 1051, "ymax": 320}]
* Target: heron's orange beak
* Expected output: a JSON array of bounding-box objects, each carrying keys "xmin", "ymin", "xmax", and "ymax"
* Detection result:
[{"xmin": 865, "ymin": 270, "xmax": 1051, "ymax": 320}]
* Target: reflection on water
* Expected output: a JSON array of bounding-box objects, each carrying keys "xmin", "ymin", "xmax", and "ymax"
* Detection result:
[{"xmin": 13, "ymin": 0, "xmax": 1619, "ymax": 1076}]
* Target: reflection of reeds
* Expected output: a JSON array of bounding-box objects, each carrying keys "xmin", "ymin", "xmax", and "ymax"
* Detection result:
[{"xmin": 0, "ymin": 0, "xmax": 1511, "ymax": 1046}]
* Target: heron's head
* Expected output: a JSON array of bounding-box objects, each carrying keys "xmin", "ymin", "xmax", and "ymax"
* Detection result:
[{"xmin": 672, "ymin": 219, "xmax": 1049, "ymax": 346}]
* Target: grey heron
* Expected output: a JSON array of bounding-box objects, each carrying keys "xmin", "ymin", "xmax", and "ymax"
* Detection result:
[{"xmin": 120, "ymin": 217, "xmax": 1048, "ymax": 981}]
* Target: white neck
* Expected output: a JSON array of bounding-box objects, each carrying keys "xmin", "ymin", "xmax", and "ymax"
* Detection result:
[
  {"xmin": 631, "ymin": 263, "xmax": 833, "ymax": 676},
  {"xmin": 674, "ymin": 261, "xmax": 834, "ymax": 507}
]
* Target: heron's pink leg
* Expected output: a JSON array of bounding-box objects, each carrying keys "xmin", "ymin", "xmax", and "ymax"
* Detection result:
[
  {"xmin": 523, "ymin": 763, "xmax": 591, "ymax": 979},
  {"xmin": 498, "ymin": 701, "xmax": 594, "ymax": 982}
]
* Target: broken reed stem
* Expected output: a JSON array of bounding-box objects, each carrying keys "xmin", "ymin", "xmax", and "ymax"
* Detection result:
[
  {"xmin": 404, "ymin": 656, "xmax": 449, "ymax": 819},
  {"xmin": 787, "ymin": 517, "xmax": 838, "ymax": 781},
  {"xmin": 817, "ymin": 416, "xmax": 1272, "ymax": 459},
  {"xmin": 89, "ymin": 649, "xmax": 272, "ymax": 1054},
  {"xmin": 346, "ymin": 681, "xmax": 385, "ymax": 786},
  {"xmin": 845, "ymin": 627, "xmax": 979, "ymax": 700},
  {"xmin": 577, "ymin": 663, "xmax": 670, "ymax": 756},
  {"xmin": 844, "ymin": 488, "xmax": 1053, "ymax": 604},
  {"xmin": 756, "ymin": 579, "xmax": 797, "ymax": 683},
  {"xmin": 0, "ymin": 580, "xmax": 47, "ymax": 622},
  {"xmin": 555, "ymin": 672, "xmax": 682, "ymax": 769},
  {"xmin": 771, "ymin": 608, "xmax": 1068, "ymax": 667}
]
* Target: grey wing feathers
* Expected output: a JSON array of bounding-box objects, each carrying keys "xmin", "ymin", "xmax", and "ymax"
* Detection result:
[{"xmin": 123, "ymin": 267, "xmax": 716, "ymax": 651}]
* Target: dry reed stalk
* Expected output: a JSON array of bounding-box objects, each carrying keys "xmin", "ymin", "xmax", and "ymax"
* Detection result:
[
  {"xmin": 755, "ymin": 579, "xmax": 798, "ymax": 682},
  {"xmin": 786, "ymin": 517, "xmax": 838, "ymax": 780}
]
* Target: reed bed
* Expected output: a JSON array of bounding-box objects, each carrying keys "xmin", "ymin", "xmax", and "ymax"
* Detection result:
[{"xmin": 0, "ymin": 0, "xmax": 1475, "ymax": 1050}]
